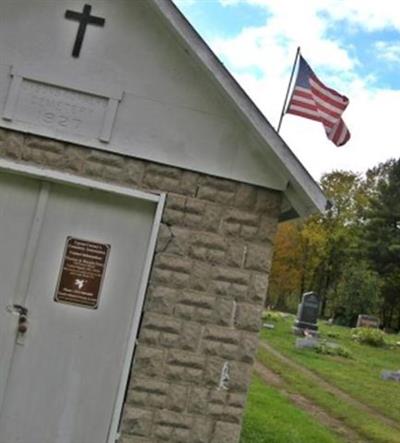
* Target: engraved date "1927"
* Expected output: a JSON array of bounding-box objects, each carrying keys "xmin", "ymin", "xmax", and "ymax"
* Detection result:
[{"xmin": 40, "ymin": 111, "xmax": 82, "ymax": 130}]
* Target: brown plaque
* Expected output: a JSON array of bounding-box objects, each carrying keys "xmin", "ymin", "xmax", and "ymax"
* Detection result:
[{"xmin": 55, "ymin": 237, "xmax": 110, "ymax": 309}]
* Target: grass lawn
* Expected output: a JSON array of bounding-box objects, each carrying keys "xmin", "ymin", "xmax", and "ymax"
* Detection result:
[
  {"xmin": 240, "ymin": 375, "xmax": 344, "ymax": 443},
  {"xmin": 257, "ymin": 348, "xmax": 400, "ymax": 442},
  {"xmin": 252, "ymin": 314, "xmax": 400, "ymax": 442},
  {"xmin": 260, "ymin": 316, "xmax": 400, "ymax": 423}
]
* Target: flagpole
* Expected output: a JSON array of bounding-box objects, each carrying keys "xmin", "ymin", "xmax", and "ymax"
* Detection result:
[{"xmin": 277, "ymin": 46, "xmax": 301, "ymax": 133}]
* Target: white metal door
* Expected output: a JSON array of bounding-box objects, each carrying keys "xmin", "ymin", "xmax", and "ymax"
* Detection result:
[{"xmin": 0, "ymin": 171, "xmax": 157, "ymax": 443}]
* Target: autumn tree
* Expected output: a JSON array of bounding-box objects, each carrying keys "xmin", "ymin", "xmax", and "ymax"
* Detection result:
[
  {"xmin": 268, "ymin": 170, "xmax": 368, "ymax": 317},
  {"xmin": 268, "ymin": 162, "xmax": 400, "ymax": 330},
  {"xmin": 267, "ymin": 221, "xmax": 303, "ymax": 311}
]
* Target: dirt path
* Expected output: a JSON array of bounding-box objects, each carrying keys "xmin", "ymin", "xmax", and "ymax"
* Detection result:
[
  {"xmin": 254, "ymin": 361, "xmax": 365, "ymax": 443},
  {"xmin": 259, "ymin": 341, "xmax": 400, "ymax": 431}
]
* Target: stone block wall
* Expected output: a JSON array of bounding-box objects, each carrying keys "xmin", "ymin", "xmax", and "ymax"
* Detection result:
[{"xmin": 0, "ymin": 129, "xmax": 282, "ymax": 443}]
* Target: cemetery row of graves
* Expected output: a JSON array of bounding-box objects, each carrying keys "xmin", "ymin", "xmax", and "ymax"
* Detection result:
[
  {"xmin": 267, "ymin": 158, "xmax": 400, "ymax": 332},
  {"xmin": 240, "ymin": 309, "xmax": 400, "ymax": 443}
]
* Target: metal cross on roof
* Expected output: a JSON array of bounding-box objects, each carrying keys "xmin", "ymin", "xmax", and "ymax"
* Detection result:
[{"xmin": 65, "ymin": 4, "xmax": 105, "ymax": 58}]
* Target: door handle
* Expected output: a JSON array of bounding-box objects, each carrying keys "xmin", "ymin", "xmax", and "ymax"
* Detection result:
[
  {"xmin": 12, "ymin": 304, "xmax": 28, "ymax": 317},
  {"xmin": 6, "ymin": 304, "xmax": 28, "ymax": 317}
]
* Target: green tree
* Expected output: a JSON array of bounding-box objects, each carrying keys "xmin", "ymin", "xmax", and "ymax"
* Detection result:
[
  {"xmin": 363, "ymin": 159, "xmax": 400, "ymax": 328},
  {"xmin": 333, "ymin": 261, "xmax": 381, "ymax": 326},
  {"xmin": 313, "ymin": 171, "xmax": 367, "ymax": 316},
  {"xmin": 268, "ymin": 164, "xmax": 400, "ymax": 329},
  {"xmin": 268, "ymin": 171, "xmax": 365, "ymax": 314}
]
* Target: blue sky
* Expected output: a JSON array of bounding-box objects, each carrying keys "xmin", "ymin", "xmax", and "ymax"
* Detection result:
[
  {"xmin": 176, "ymin": 0, "xmax": 269, "ymax": 39},
  {"xmin": 174, "ymin": 0, "xmax": 400, "ymax": 180}
]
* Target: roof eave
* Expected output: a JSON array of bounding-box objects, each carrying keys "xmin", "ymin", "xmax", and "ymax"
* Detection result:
[{"xmin": 149, "ymin": 0, "xmax": 328, "ymax": 217}]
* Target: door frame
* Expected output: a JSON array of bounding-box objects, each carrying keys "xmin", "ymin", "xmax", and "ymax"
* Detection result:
[{"xmin": 0, "ymin": 158, "xmax": 166, "ymax": 443}]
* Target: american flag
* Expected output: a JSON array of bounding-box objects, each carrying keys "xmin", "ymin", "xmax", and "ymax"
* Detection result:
[{"xmin": 286, "ymin": 55, "xmax": 350, "ymax": 147}]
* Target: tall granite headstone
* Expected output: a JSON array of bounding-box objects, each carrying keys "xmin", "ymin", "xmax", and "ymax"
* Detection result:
[{"xmin": 293, "ymin": 292, "xmax": 321, "ymax": 336}]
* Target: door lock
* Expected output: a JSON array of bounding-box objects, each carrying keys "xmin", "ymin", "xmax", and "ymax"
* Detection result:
[
  {"xmin": 7, "ymin": 304, "xmax": 29, "ymax": 343},
  {"xmin": 18, "ymin": 315, "xmax": 28, "ymax": 334},
  {"xmin": 13, "ymin": 305, "xmax": 29, "ymax": 334}
]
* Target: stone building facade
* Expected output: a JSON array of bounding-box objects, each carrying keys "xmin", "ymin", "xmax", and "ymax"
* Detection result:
[
  {"xmin": 0, "ymin": 3, "xmax": 327, "ymax": 442},
  {"xmin": 0, "ymin": 127, "xmax": 280, "ymax": 442}
]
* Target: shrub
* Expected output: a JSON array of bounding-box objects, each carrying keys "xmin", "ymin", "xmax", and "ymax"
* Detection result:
[
  {"xmin": 262, "ymin": 311, "xmax": 284, "ymax": 322},
  {"xmin": 351, "ymin": 327, "xmax": 386, "ymax": 347},
  {"xmin": 315, "ymin": 340, "xmax": 351, "ymax": 358}
]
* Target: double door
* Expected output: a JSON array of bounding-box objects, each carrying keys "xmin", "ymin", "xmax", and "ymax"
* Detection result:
[{"xmin": 0, "ymin": 170, "xmax": 158, "ymax": 443}]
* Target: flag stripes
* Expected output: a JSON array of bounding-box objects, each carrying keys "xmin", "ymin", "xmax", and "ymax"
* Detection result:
[{"xmin": 286, "ymin": 55, "xmax": 350, "ymax": 147}]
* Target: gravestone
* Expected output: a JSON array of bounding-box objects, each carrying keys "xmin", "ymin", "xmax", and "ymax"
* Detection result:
[
  {"xmin": 356, "ymin": 314, "xmax": 380, "ymax": 329},
  {"xmin": 381, "ymin": 370, "xmax": 400, "ymax": 382},
  {"xmin": 263, "ymin": 323, "xmax": 275, "ymax": 330},
  {"xmin": 295, "ymin": 336, "xmax": 319, "ymax": 349},
  {"xmin": 293, "ymin": 292, "xmax": 321, "ymax": 336}
]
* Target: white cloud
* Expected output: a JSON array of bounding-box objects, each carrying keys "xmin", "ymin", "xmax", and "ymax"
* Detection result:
[
  {"xmin": 375, "ymin": 41, "xmax": 400, "ymax": 63},
  {"xmin": 325, "ymin": 0, "xmax": 400, "ymax": 32},
  {"xmin": 219, "ymin": 0, "xmax": 400, "ymax": 32},
  {"xmin": 203, "ymin": 0, "xmax": 400, "ymax": 179},
  {"xmin": 281, "ymin": 86, "xmax": 400, "ymax": 180}
]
